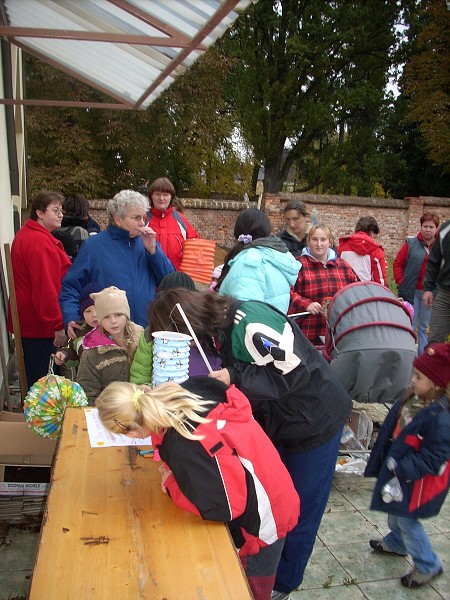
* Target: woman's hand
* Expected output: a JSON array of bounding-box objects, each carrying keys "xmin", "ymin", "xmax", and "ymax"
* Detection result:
[
  {"xmin": 422, "ymin": 291, "xmax": 433, "ymax": 308},
  {"xmin": 67, "ymin": 320, "xmax": 82, "ymax": 339},
  {"xmin": 140, "ymin": 226, "xmax": 157, "ymax": 255},
  {"xmin": 307, "ymin": 302, "xmax": 325, "ymax": 315},
  {"xmin": 54, "ymin": 329, "xmax": 68, "ymax": 348},
  {"xmin": 159, "ymin": 463, "xmax": 172, "ymax": 494},
  {"xmin": 209, "ymin": 368, "xmax": 231, "ymax": 386}
]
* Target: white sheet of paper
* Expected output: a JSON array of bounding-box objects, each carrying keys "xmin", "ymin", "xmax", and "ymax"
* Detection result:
[{"xmin": 84, "ymin": 407, "xmax": 152, "ymax": 448}]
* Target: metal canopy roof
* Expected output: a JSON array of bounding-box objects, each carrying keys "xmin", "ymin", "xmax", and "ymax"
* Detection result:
[{"xmin": 0, "ymin": 0, "xmax": 253, "ymax": 110}]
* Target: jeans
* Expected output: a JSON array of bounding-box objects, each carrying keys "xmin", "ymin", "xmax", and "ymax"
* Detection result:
[
  {"xmin": 274, "ymin": 427, "xmax": 343, "ymax": 593},
  {"xmin": 384, "ymin": 514, "xmax": 442, "ymax": 574},
  {"xmin": 413, "ymin": 290, "xmax": 432, "ymax": 355},
  {"xmin": 428, "ymin": 288, "xmax": 450, "ymax": 344}
]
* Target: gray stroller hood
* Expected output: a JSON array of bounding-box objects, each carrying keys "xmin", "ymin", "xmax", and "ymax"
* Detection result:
[{"xmin": 324, "ymin": 282, "xmax": 417, "ymax": 403}]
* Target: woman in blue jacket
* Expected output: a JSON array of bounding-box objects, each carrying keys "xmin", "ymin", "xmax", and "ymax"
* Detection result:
[
  {"xmin": 365, "ymin": 342, "xmax": 450, "ymax": 588},
  {"xmin": 59, "ymin": 190, "xmax": 174, "ymax": 336}
]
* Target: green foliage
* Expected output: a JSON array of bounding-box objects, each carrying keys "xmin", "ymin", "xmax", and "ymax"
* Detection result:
[
  {"xmin": 403, "ymin": 0, "xmax": 450, "ymax": 174},
  {"xmin": 378, "ymin": 93, "xmax": 450, "ymax": 197},
  {"xmin": 220, "ymin": 0, "xmax": 402, "ymax": 194},
  {"xmin": 25, "ymin": 49, "xmax": 253, "ymax": 198}
]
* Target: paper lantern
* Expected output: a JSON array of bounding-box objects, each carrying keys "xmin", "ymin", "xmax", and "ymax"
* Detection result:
[{"xmin": 179, "ymin": 239, "xmax": 216, "ymax": 284}]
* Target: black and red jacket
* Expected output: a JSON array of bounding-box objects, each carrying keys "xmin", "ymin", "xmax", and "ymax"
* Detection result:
[
  {"xmin": 154, "ymin": 377, "xmax": 300, "ymax": 558},
  {"xmin": 365, "ymin": 394, "xmax": 450, "ymax": 518}
]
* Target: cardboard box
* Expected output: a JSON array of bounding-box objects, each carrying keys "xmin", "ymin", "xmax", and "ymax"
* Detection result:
[{"xmin": 0, "ymin": 411, "xmax": 56, "ymax": 467}]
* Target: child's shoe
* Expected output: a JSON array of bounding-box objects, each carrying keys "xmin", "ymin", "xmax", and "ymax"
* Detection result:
[
  {"xmin": 369, "ymin": 539, "xmax": 407, "ymax": 556},
  {"xmin": 400, "ymin": 566, "xmax": 443, "ymax": 588}
]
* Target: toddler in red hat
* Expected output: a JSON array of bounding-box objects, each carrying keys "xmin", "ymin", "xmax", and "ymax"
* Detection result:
[{"xmin": 365, "ymin": 342, "xmax": 450, "ymax": 588}]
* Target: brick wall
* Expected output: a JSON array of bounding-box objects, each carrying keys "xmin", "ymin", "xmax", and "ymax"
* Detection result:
[{"xmin": 86, "ymin": 194, "xmax": 450, "ymax": 258}]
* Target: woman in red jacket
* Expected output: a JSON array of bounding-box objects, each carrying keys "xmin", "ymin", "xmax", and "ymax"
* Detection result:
[
  {"xmin": 146, "ymin": 177, "xmax": 198, "ymax": 269},
  {"xmin": 8, "ymin": 190, "xmax": 71, "ymax": 388}
]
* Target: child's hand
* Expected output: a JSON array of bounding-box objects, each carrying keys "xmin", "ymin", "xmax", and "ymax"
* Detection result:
[
  {"xmin": 386, "ymin": 457, "xmax": 398, "ymax": 472},
  {"xmin": 54, "ymin": 351, "xmax": 67, "ymax": 366},
  {"xmin": 159, "ymin": 463, "xmax": 172, "ymax": 494}
]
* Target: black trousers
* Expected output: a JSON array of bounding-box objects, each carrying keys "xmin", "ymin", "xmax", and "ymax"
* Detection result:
[{"xmin": 21, "ymin": 337, "xmax": 58, "ymax": 390}]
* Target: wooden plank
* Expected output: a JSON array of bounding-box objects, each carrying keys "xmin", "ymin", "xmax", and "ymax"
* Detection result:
[
  {"xmin": 3, "ymin": 243, "xmax": 27, "ymax": 403},
  {"xmin": 29, "ymin": 407, "xmax": 252, "ymax": 599}
]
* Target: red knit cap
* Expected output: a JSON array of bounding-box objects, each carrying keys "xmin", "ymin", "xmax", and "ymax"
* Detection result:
[{"xmin": 413, "ymin": 343, "xmax": 450, "ymax": 388}]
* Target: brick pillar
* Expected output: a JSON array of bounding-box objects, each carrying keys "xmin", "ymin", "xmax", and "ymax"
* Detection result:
[
  {"xmin": 262, "ymin": 193, "xmax": 283, "ymax": 233},
  {"xmin": 404, "ymin": 196, "xmax": 424, "ymax": 237}
]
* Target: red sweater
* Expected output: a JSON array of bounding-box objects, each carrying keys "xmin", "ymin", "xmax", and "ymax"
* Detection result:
[
  {"xmin": 289, "ymin": 253, "xmax": 359, "ymax": 345},
  {"xmin": 148, "ymin": 206, "xmax": 198, "ymax": 269},
  {"xmin": 8, "ymin": 220, "xmax": 71, "ymax": 337}
]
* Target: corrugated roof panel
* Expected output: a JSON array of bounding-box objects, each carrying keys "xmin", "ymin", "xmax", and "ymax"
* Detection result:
[{"xmin": 1, "ymin": 0, "xmax": 255, "ymax": 109}]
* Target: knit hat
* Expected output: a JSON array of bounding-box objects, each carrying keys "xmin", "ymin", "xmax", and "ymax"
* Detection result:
[
  {"xmin": 80, "ymin": 283, "xmax": 103, "ymax": 314},
  {"xmin": 413, "ymin": 343, "xmax": 450, "ymax": 388},
  {"xmin": 157, "ymin": 271, "xmax": 196, "ymax": 292},
  {"xmin": 90, "ymin": 286, "xmax": 130, "ymax": 324}
]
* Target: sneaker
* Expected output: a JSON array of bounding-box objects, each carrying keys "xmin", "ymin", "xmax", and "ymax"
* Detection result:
[
  {"xmin": 270, "ymin": 591, "xmax": 291, "ymax": 600},
  {"xmin": 369, "ymin": 539, "xmax": 408, "ymax": 556},
  {"xmin": 401, "ymin": 566, "xmax": 443, "ymax": 588}
]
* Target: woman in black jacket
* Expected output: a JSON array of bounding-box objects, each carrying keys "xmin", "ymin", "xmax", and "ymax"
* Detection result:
[{"xmin": 149, "ymin": 289, "xmax": 352, "ymax": 598}]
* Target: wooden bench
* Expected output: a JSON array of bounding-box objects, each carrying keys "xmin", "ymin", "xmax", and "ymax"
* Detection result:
[{"xmin": 29, "ymin": 407, "xmax": 252, "ymax": 599}]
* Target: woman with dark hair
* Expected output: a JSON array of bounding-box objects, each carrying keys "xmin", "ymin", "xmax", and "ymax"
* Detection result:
[
  {"xmin": 53, "ymin": 194, "xmax": 90, "ymax": 261},
  {"xmin": 149, "ymin": 288, "xmax": 351, "ymax": 598},
  {"xmin": 146, "ymin": 177, "xmax": 198, "ymax": 269},
  {"xmin": 8, "ymin": 190, "xmax": 71, "ymax": 388},
  {"xmin": 338, "ymin": 216, "xmax": 388, "ymax": 285},
  {"xmin": 218, "ymin": 208, "xmax": 300, "ymax": 313},
  {"xmin": 278, "ymin": 200, "xmax": 311, "ymax": 257}
]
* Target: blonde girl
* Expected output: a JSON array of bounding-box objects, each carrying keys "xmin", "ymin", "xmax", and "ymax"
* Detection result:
[
  {"xmin": 77, "ymin": 286, "xmax": 142, "ymax": 404},
  {"xmin": 96, "ymin": 377, "xmax": 300, "ymax": 600}
]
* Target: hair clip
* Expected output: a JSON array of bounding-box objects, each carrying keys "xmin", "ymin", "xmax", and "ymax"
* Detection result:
[
  {"xmin": 238, "ymin": 234, "xmax": 252, "ymax": 244},
  {"xmin": 131, "ymin": 388, "xmax": 145, "ymax": 410}
]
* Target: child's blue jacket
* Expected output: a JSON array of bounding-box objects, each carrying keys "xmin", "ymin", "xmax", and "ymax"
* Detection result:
[{"xmin": 365, "ymin": 395, "xmax": 450, "ymax": 518}]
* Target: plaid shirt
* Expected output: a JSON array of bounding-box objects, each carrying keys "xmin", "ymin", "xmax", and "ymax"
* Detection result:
[{"xmin": 288, "ymin": 255, "xmax": 359, "ymax": 345}]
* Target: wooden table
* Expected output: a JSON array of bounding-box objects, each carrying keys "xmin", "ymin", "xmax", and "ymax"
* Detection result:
[{"xmin": 29, "ymin": 407, "xmax": 252, "ymax": 599}]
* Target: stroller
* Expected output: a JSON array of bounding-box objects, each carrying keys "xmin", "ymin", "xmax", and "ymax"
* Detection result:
[{"xmin": 323, "ymin": 282, "xmax": 417, "ymax": 404}]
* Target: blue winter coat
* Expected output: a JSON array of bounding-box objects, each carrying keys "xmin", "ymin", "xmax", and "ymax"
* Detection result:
[
  {"xmin": 59, "ymin": 224, "xmax": 175, "ymax": 328},
  {"xmin": 219, "ymin": 239, "xmax": 301, "ymax": 313},
  {"xmin": 365, "ymin": 395, "xmax": 450, "ymax": 518}
]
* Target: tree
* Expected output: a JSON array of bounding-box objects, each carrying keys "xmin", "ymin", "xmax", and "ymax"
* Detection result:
[
  {"xmin": 220, "ymin": 0, "xmax": 404, "ymax": 194},
  {"xmin": 25, "ymin": 48, "xmax": 253, "ymax": 198},
  {"xmin": 402, "ymin": 0, "xmax": 450, "ymax": 174},
  {"xmin": 378, "ymin": 91, "xmax": 450, "ymax": 197}
]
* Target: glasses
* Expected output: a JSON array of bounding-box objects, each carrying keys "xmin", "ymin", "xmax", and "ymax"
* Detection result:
[
  {"xmin": 113, "ymin": 418, "xmax": 133, "ymax": 434},
  {"xmin": 46, "ymin": 207, "xmax": 65, "ymax": 215},
  {"xmin": 126, "ymin": 214, "xmax": 147, "ymax": 223}
]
